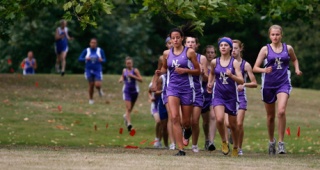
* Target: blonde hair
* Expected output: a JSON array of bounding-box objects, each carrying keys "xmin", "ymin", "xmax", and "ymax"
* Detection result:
[
  {"xmin": 232, "ymin": 39, "xmax": 244, "ymax": 57},
  {"xmin": 268, "ymin": 25, "xmax": 283, "ymax": 35}
]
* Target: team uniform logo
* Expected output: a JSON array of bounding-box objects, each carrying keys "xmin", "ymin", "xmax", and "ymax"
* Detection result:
[
  {"xmin": 275, "ymin": 57, "xmax": 283, "ymax": 69},
  {"xmin": 172, "ymin": 60, "xmax": 180, "ymax": 68},
  {"xmin": 219, "ymin": 72, "xmax": 228, "ymax": 84}
]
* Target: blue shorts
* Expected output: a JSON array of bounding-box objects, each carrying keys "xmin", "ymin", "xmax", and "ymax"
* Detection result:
[
  {"xmin": 55, "ymin": 45, "xmax": 68, "ymax": 55},
  {"xmin": 23, "ymin": 68, "xmax": 35, "ymax": 75},
  {"xmin": 201, "ymin": 92, "xmax": 212, "ymax": 113},
  {"xmin": 123, "ymin": 92, "xmax": 138, "ymax": 102},
  {"xmin": 262, "ymin": 84, "xmax": 292, "ymax": 104},
  {"xmin": 158, "ymin": 97, "xmax": 168, "ymax": 120},
  {"xmin": 166, "ymin": 89, "xmax": 194, "ymax": 106},
  {"xmin": 85, "ymin": 70, "xmax": 102, "ymax": 82}
]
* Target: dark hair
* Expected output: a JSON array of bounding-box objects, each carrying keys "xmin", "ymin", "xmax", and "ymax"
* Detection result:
[
  {"xmin": 202, "ymin": 45, "xmax": 216, "ymax": 55},
  {"xmin": 169, "ymin": 22, "xmax": 197, "ymax": 39}
]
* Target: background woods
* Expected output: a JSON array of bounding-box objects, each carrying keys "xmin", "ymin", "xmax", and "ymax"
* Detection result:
[{"xmin": 0, "ymin": 0, "xmax": 319, "ymax": 89}]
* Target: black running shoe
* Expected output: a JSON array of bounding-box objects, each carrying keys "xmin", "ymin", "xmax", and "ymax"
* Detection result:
[
  {"xmin": 183, "ymin": 128, "xmax": 192, "ymax": 139},
  {"xmin": 61, "ymin": 72, "xmax": 65, "ymax": 76},
  {"xmin": 127, "ymin": 124, "xmax": 132, "ymax": 131},
  {"xmin": 208, "ymin": 142, "xmax": 216, "ymax": 151},
  {"xmin": 174, "ymin": 150, "xmax": 186, "ymax": 156}
]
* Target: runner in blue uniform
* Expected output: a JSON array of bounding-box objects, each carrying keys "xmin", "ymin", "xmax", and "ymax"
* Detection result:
[
  {"xmin": 78, "ymin": 38, "xmax": 106, "ymax": 104},
  {"xmin": 55, "ymin": 20, "xmax": 72, "ymax": 76},
  {"xmin": 21, "ymin": 51, "xmax": 37, "ymax": 75}
]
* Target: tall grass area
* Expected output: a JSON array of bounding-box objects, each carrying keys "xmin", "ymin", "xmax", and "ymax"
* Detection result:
[{"xmin": 0, "ymin": 74, "xmax": 319, "ymax": 155}]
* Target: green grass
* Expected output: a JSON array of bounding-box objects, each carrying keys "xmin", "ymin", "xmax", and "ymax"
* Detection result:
[{"xmin": 0, "ymin": 73, "xmax": 319, "ymax": 155}]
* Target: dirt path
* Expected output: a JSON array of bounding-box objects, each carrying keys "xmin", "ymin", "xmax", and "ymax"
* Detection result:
[{"xmin": 1, "ymin": 146, "xmax": 319, "ymax": 170}]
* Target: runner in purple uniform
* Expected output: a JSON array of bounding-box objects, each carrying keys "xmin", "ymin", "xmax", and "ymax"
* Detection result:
[
  {"xmin": 148, "ymin": 80, "xmax": 162, "ymax": 148},
  {"xmin": 152, "ymin": 37, "xmax": 175, "ymax": 150},
  {"xmin": 253, "ymin": 25, "xmax": 302, "ymax": 155},
  {"xmin": 119, "ymin": 56, "xmax": 143, "ymax": 132},
  {"xmin": 202, "ymin": 45, "xmax": 217, "ymax": 151},
  {"xmin": 207, "ymin": 37, "xmax": 244, "ymax": 157},
  {"xmin": 230, "ymin": 39, "xmax": 257, "ymax": 155},
  {"xmin": 184, "ymin": 36, "xmax": 208, "ymax": 152},
  {"xmin": 156, "ymin": 25, "xmax": 200, "ymax": 156}
]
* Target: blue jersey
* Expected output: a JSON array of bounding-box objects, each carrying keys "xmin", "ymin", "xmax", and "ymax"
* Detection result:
[
  {"xmin": 238, "ymin": 59, "xmax": 247, "ymax": 103},
  {"xmin": 23, "ymin": 58, "xmax": 36, "ymax": 75},
  {"xmin": 55, "ymin": 27, "xmax": 69, "ymax": 53},
  {"xmin": 78, "ymin": 47, "xmax": 106, "ymax": 72}
]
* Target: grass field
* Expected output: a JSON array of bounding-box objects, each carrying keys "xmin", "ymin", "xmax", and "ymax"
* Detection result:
[{"xmin": 0, "ymin": 74, "xmax": 319, "ymax": 169}]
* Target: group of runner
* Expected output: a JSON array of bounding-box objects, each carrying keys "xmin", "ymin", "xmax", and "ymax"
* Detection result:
[
  {"xmin": 21, "ymin": 21, "xmax": 302, "ymax": 157},
  {"xmin": 142, "ymin": 24, "xmax": 302, "ymax": 157}
]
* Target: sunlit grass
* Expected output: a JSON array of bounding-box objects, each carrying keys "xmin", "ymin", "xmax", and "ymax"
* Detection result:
[{"xmin": 0, "ymin": 74, "xmax": 319, "ymax": 155}]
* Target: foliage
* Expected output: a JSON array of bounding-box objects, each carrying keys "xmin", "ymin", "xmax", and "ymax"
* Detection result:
[{"xmin": 1, "ymin": 0, "xmax": 320, "ymax": 89}]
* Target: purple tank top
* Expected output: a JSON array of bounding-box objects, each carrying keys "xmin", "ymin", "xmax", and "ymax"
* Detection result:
[
  {"xmin": 166, "ymin": 47, "xmax": 194, "ymax": 91},
  {"xmin": 123, "ymin": 68, "xmax": 139, "ymax": 93},
  {"xmin": 238, "ymin": 59, "xmax": 247, "ymax": 98},
  {"xmin": 202, "ymin": 68, "xmax": 212, "ymax": 101},
  {"xmin": 213, "ymin": 57, "xmax": 238, "ymax": 101},
  {"xmin": 262, "ymin": 43, "xmax": 291, "ymax": 89},
  {"xmin": 193, "ymin": 53, "xmax": 203, "ymax": 93}
]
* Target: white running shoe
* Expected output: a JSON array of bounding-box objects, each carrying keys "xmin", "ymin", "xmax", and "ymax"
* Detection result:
[
  {"xmin": 169, "ymin": 143, "xmax": 175, "ymax": 150},
  {"xmin": 154, "ymin": 140, "xmax": 162, "ymax": 148},
  {"xmin": 278, "ymin": 142, "xmax": 286, "ymax": 154},
  {"xmin": 98, "ymin": 89, "xmax": 104, "ymax": 97},
  {"xmin": 192, "ymin": 145, "xmax": 199, "ymax": 153},
  {"xmin": 89, "ymin": 100, "xmax": 94, "ymax": 105},
  {"xmin": 238, "ymin": 148, "xmax": 243, "ymax": 156}
]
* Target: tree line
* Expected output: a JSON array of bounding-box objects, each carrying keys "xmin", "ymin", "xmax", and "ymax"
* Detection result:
[{"xmin": 0, "ymin": 0, "xmax": 319, "ymax": 89}]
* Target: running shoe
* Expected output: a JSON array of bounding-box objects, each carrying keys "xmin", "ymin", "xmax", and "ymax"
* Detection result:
[
  {"xmin": 98, "ymin": 89, "xmax": 104, "ymax": 97},
  {"xmin": 268, "ymin": 138, "xmax": 276, "ymax": 155},
  {"xmin": 89, "ymin": 100, "xmax": 94, "ymax": 105},
  {"xmin": 204, "ymin": 140, "xmax": 209, "ymax": 150},
  {"xmin": 278, "ymin": 142, "xmax": 286, "ymax": 154},
  {"xmin": 127, "ymin": 124, "xmax": 132, "ymax": 132},
  {"xmin": 231, "ymin": 148, "xmax": 238, "ymax": 157},
  {"xmin": 208, "ymin": 142, "xmax": 216, "ymax": 151},
  {"xmin": 221, "ymin": 142, "xmax": 230, "ymax": 155},
  {"xmin": 192, "ymin": 145, "xmax": 199, "ymax": 153},
  {"xmin": 238, "ymin": 148, "xmax": 243, "ymax": 156},
  {"xmin": 169, "ymin": 143, "xmax": 176, "ymax": 150},
  {"xmin": 55, "ymin": 64, "xmax": 60, "ymax": 73},
  {"xmin": 174, "ymin": 150, "xmax": 186, "ymax": 156},
  {"xmin": 61, "ymin": 72, "xmax": 65, "ymax": 77},
  {"xmin": 154, "ymin": 141, "xmax": 162, "ymax": 148}
]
